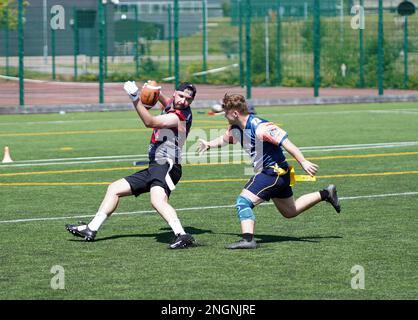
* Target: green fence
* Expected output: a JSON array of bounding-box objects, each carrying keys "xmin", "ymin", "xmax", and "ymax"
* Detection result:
[{"xmin": 0, "ymin": 0, "xmax": 417, "ymax": 107}]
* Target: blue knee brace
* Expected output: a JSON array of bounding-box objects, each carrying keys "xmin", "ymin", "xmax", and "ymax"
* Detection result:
[{"xmin": 236, "ymin": 196, "xmax": 255, "ymax": 221}]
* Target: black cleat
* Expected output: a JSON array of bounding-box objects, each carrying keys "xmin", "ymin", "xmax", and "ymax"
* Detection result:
[
  {"xmin": 325, "ymin": 184, "xmax": 341, "ymax": 213},
  {"xmin": 169, "ymin": 233, "xmax": 195, "ymax": 249},
  {"xmin": 65, "ymin": 222, "xmax": 97, "ymax": 241},
  {"xmin": 225, "ymin": 239, "xmax": 257, "ymax": 249}
]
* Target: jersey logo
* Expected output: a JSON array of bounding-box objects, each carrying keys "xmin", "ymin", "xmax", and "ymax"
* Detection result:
[{"xmin": 251, "ymin": 117, "xmax": 262, "ymax": 127}]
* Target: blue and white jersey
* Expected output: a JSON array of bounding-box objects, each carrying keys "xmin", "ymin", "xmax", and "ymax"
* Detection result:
[{"xmin": 223, "ymin": 114, "xmax": 288, "ymax": 172}]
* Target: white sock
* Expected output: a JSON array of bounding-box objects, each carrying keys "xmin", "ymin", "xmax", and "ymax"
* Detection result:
[
  {"xmin": 88, "ymin": 212, "xmax": 108, "ymax": 231},
  {"xmin": 168, "ymin": 218, "xmax": 185, "ymax": 235}
]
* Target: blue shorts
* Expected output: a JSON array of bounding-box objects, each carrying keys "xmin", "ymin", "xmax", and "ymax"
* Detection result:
[{"xmin": 244, "ymin": 163, "xmax": 293, "ymax": 201}]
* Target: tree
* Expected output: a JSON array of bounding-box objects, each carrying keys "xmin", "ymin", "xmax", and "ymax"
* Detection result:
[
  {"xmin": 222, "ymin": 0, "xmax": 231, "ymax": 17},
  {"xmin": 0, "ymin": 0, "xmax": 29, "ymax": 30}
]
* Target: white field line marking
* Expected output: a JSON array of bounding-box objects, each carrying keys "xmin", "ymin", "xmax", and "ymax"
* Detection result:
[
  {"xmin": 369, "ymin": 110, "xmax": 418, "ymax": 115},
  {"xmin": 257, "ymin": 108, "xmax": 418, "ymax": 118},
  {"xmin": 1, "ymin": 141, "xmax": 418, "ymax": 168},
  {"xmin": 0, "ymin": 118, "xmax": 226, "ymax": 126},
  {"xmin": 0, "ymin": 191, "xmax": 417, "ymax": 224},
  {"xmin": 0, "ymin": 119, "xmax": 137, "ymax": 126},
  {"xmin": 1, "ymin": 108, "xmax": 418, "ymax": 127},
  {"xmin": 7, "ymin": 154, "xmax": 145, "ymax": 163}
]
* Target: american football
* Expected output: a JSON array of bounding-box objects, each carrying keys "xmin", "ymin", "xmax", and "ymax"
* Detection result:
[
  {"xmin": 141, "ymin": 80, "xmax": 160, "ymax": 108},
  {"xmin": 211, "ymin": 103, "xmax": 223, "ymax": 113}
]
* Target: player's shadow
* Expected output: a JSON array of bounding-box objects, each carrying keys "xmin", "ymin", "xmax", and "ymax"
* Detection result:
[
  {"xmin": 256, "ymin": 234, "xmax": 342, "ymax": 244},
  {"xmin": 84, "ymin": 226, "xmax": 213, "ymax": 244},
  {"xmin": 220, "ymin": 232, "xmax": 342, "ymax": 244}
]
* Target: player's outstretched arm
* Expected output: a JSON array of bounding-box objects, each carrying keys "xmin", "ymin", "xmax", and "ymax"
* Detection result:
[
  {"xmin": 282, "ymin": 138, "xmax": 318, "ymax": 177},
  {"xmin": 124, "ymin": 81, "xmax": 178, "ymax": 129},
  {"xmin": 197, "ymin": 136, "xmax": 228, "ymax": 156},
  {"xmin": 197, "ymin": 126, "xmax": 238, "ymax": 156}
]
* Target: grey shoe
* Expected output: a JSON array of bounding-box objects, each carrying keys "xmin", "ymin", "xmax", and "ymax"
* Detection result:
[
  {"xmin": 225, "ymin": 239, "xmax": 257, "ymax": 249},
  {"xmin": 325, "ymin": 184, "xmax": 341, "ymax": 213},
  {"xmin": 65, "ymin": 223, "xmax": 97, "ymax": 241}
]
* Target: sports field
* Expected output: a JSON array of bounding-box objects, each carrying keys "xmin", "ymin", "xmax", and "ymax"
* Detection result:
[{"xmin": 0, "ymin": 102, "xmax": 417, "ymax": 299}]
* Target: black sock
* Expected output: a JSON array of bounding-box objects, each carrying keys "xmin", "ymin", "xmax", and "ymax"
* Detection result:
[
  {"xmin": 319, "ymin": 189, "xmax": 329, "ymax": 201},
  {"xmin": 242, "ymin": 233, "xmax": 254, "ymax": 242}
]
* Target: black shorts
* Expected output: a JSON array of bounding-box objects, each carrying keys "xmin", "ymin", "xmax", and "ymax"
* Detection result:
[{"xmin": 124, "ymin": 162, "xmax": 182, "ymax": 198}]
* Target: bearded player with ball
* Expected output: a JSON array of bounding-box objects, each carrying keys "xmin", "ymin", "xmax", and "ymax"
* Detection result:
[{"xmin": 65, "ymin": 80, "xmax": 197, "ymax": 249}]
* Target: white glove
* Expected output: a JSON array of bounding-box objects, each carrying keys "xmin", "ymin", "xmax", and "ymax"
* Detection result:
[{"xmin": 124, "ymin": 81, "xmax": 139, "ymax": 102}]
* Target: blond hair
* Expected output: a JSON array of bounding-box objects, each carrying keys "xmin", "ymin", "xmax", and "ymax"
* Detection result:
[{"xmin": 222, "ymin": 93, "xmax": 249, "ymax": 115}]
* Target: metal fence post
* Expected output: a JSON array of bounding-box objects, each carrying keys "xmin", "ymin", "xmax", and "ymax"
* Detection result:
[
  {"xmin": 275, "ymin": 0, "xmax": 282, "ymax": 85},
  {"xmin": 18, "ymin": 0, "xmax": 24, "ymax": 108},
  {"xmin": 104, "ymin": 3, "xmax": 108, "ymax": 78},
  {"xmin": 168, "ymin": 4, "xmax": 172, "ymax": 79},
  {"xmin": 313, "ymin": 0, "xmax": 320, "ymax": 97},
  {"xmin": 51, "ymin": 15, "xmax": 56, "ymax": 80},
  {"xmin": 174, "ymin": 0, "xmax": 180, "ymax": 89},
  {"xmin": 377, "ymin": 0, "xmax": 384, "ymax": 96},
  {"xmin": 238, "ymin": 0, "xmax": 244, "ymax": 87},
  {"xmin": 4, "ymin": 1, "xmax": 10, "ymax": 76},
  {"xmin": 265, "ymin": 15, "xmax": 270, "ymax": 85},
  {"xmin": 98, "ymin": 0, "xmax": 105, "ymax": 103},
  {"xmin": 403, "ymin": 16, "xmax": 409, "ymax": 88},
  {"xmin": 245, "ymin": 0, "xmax": 252, "ymax": 99},
  {"xmin": 359, "ymin": 0, "xmax": 365, "ymax": 88},
  {"xmin": 202, "ymin": 0, "xmax": 208, "ymax": 83},
  {"xmin": 72, "ymin": 7, "xmax": 78, "ymax": 81},
  {"xmin": 134, "ymin": 4, "xmax": 140, "ymax": 78}
]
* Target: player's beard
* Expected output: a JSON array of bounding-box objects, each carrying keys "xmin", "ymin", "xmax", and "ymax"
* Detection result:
[{"xmin": 173, "ymin": 101, "xmax": 189, "ymax": 110}]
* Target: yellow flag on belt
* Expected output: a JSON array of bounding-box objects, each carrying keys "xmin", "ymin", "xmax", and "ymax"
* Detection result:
[{"xmin": 271, "ymin": 165, "xmax": 316, "ymax": 187}]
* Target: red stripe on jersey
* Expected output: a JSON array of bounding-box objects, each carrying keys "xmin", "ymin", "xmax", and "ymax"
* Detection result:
[
  {"xmin": 168, "ymin": 109, "xmax": 187, "ymax": 121},
  {"xmin": 151, "ymin": 128, "xmax": 159, "ymax": 143}
]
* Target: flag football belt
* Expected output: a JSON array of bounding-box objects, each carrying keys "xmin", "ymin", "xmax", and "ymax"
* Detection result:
[
  {"xmin": 165, "ymin": 158, "xmax": 176, "ymax": 191},
  {"xmin": 270, "ymin": 164, "xmax": 316, "ymax": 186}
]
